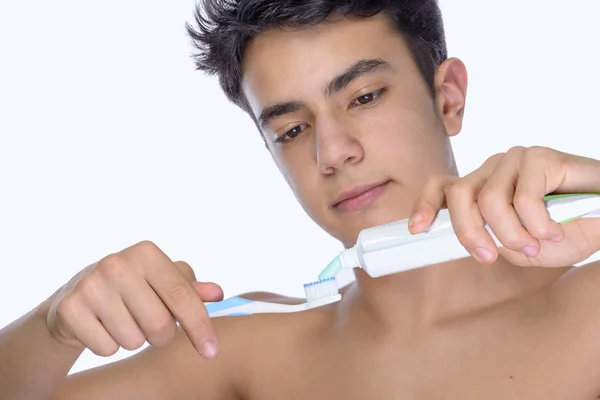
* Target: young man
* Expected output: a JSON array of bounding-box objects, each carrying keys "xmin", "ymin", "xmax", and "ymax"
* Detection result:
[{"xmin": 2, "ymin": 0, "xmax": 600, "ymax": 399}]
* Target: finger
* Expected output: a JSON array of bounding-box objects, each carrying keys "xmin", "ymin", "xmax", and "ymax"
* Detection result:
[
  {"xmin": 174, "ymin": 261, "xmax": 197, "ymax": 281},
  {"xmin": 418, "ymin": 155, "xmax": 502, "ymax": 262},
  {"xmin": 174, "ymin": 262, "xmax": 224, "ymax": 300},
  {"xmin": 513, "ymin": 156, "xmax": 564, "ymax": 242},
  {"xmin": 175, "ymin": 261, "xmax": 224, "ymax": 302},
  {"xmin": 116, "ymin": 276, "xmax": 178, "ymax": 349},
  {"xmin": 66, "ymin": 302, "xmax": 120, "ymax": 357},
  {"xmin": 409, "ymin": 175, "xmax": 455, "ymax": 233},
  {"xmin": 93, "ymin": 292, "xmax": 147, "ymax": 351},
  {"xmin": 478, "ymin": 156, "xmax": 541, "ymax": 257},
  {"xmin": 461, "ymin": 153, "xmax": 504, "ymax": 191},
  {"xmin": 193, "ymin": 282, "xmax": 225, "ymax": 302},
  {"xmin": 571, "ymin": 218, "xmax": 600, "ymax": 256},
  {"xmin": 410, "ymin": 154, "xmax": 504, "ymax": 233},
  {"xmin": 145, "ymin": 263, "xmax": 219, "ymax": 359},
  {"xmin": 444, "ymin": 179, "xmax": 498, "ymax": 264}
]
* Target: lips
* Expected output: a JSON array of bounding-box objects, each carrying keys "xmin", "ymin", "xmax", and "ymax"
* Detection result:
[{"xmin": 332, "ymin": 180, "xmax": 391, "ymax": 212}]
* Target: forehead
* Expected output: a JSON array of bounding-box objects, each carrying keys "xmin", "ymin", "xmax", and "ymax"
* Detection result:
[{"xmin": 240, "ymin": 14, "xmax": 411, "ymax": 117}]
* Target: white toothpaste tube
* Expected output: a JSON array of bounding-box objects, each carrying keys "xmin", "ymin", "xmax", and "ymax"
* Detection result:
[{"xmin": 319, "ymin": 193, "xmax": 600, "ymax": 279}]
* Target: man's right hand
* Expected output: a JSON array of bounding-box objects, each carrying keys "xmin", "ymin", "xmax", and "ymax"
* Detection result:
[{"xmin": 45, "ymin": 241, "xmax": 224, "ymax": 359}]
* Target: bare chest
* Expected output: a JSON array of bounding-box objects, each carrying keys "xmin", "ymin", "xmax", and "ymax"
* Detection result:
[{"xmin": 240, "ymin": 321, "xmax": 600, "ymax": 400}]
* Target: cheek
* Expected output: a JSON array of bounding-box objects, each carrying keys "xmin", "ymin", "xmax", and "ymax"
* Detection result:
[
  {"xmin": 364, "ymin": 103, "xmax": 448, "ymax": 176},
  {"xmin": 273, "ymin": 156, "xmax": 298, "ymax": 192},
  {"xmin": 361, "ymin": 106, "xmax": 424, "ymax": 158},
  {"xmin": 273, "ymin": 151, "xmax": 321, "ymax": 206}
]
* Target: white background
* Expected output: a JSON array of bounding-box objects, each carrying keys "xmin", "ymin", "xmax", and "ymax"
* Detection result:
[{"xmin": 1, "ymin": 0, "xmax": 599, "ymax": 373}]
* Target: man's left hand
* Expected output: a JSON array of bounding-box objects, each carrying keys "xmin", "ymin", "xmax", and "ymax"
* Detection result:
[{"xmin": 409, "ymin": 146, "xmax": 600, "ymax": 268}]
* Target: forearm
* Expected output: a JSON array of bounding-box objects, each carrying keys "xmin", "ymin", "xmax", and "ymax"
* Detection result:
[{"xmin": 0, "ymin": 301, "xmax": 84, "ymax": 400}]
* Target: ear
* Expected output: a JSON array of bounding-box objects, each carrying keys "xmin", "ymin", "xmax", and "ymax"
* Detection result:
[{"xmin": 434, "ymin": 58, "xmax": 468, "ymax": 137}]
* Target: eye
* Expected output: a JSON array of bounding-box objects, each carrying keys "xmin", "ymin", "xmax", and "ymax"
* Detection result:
[
  {"xmin": 350, "ymin": 88, "xmax": 385, "ymax": 108},
  {"xmin": 274, "ymin": 123, "xmax": 309, "ymax": 144}
]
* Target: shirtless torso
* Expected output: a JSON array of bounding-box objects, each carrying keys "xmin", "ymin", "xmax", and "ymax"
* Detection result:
[
  {"xmin": 54, "ymin": 262, "xmax": 600, "ymax": 400},
  {"xmin": 3, "ymin": 2, "xmax": 600, "ymax": 399}
]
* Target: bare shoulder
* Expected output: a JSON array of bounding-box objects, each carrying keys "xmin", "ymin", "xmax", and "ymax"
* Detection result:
[
  {"xmin": 53, "ymin": 291, "xmax": 332, "ymax": 400},
  {"xmin": 212, "ymin": 289, "xmax": 337, "ymax": 356},
  {"xmin": 552, "ymin": 261, "xmax": 600, "ymax": 309},
  {"xmin": 166, "ymin": 291, "xmax": 335, "ymax": 398},
  {"xmin": 548, "ymin": 261, "xmax": 600, "ymax": 350}
]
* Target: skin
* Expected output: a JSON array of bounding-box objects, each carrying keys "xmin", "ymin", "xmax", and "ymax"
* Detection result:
[{"xmin": 2, "ymin": 12, "xmax": 600, "ymax": 400}]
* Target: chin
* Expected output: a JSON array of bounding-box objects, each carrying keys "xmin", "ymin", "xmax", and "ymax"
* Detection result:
[
  {"xmin": 357, "ymin": 214, "xmax": 404, "ymax": 232},
  {"xmin": 336, "ymin": 207, "xmax": 411, "ymax": 247}
]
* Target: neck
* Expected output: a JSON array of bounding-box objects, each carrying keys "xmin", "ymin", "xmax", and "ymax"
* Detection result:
[{"xmin": 340, "ymin": 256, "xmax": 569, "ymax": 331}]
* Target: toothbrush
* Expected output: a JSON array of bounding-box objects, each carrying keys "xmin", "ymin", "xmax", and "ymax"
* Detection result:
[
  {"xmin": 205, "ymin": 193, "xmax": 600, "ymax": 317},
  {"xmin": 319, "ymin": 193, "xmax": 600, "ymax": 280},
  {"xmin": 204, "ymin": 277, "xmax": 341, "ymax": 317}
]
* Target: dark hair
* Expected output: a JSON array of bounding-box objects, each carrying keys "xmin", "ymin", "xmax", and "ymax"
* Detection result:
[{"xmin": 186, "ymin": 0, "xmax": 447, "ymax": 115}]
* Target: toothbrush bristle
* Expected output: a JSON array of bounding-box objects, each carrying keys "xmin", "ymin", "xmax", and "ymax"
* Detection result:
[{"xmin": 303, "ymin": 277, "xmax": 339, "ymax": 302}]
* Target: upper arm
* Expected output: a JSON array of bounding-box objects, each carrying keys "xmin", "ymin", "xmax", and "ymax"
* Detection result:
[
  {"xmin": 546, "ymin": 261, "xmax": 600, "ymax": 386},
  {"xmin": 52, "ymin": 325, "xmax": 237, "ymax": 400}
]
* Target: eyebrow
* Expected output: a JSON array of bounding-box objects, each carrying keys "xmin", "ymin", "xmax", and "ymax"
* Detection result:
[
  {"xmin": 324, "ymin": 58, "xmax": 392, "ymax": 98},
  {"xmin": 258, "ymin": 58, "xmax": 392, "ymax": 128},
  {"xmin": 258, "ymin": 101, "xmax": 305, "ymax": 129}
]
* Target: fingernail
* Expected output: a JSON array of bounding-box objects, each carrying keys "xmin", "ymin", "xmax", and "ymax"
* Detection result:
[
  {"xmin": 475, "ymin": 247, "xmax": 494, "ymax": 263},
  {"xmin": 522, "ymin": 246, "xmax": 538, "ymax": 257},
  {"xmin": 199, "ymin": 339, "xmax": 219, "ymax": 359},
  {"xmin": 410, "ymin": 212, "xmax": 423, "ymax": 227},
  {"xmin": 552, "ymin": 235, "xmax": 564, "ymax": 243}
]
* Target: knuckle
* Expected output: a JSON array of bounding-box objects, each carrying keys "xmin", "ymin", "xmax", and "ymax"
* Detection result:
[
  {"xmin": 97, "ymin": 255, "xmax": 128, "ymax": 280},
  {"xmin": 146, "ymin": 320, "xmax": 176, "ymax": 348},
  {"xmin": 76, "ymin": 275, "xmax": 104, "ymax": 300},
  {"xmin": 477, "ymin": 186, "xmax": 497, "ymax": 205},
  {"xmin": 136, "ymin": 240, "xmax": 160, "ymax": 254},
  {"xmin": 482, "ymin": 152, "xmax": 505, "ymax": 169},
  {"xmin": 488, "ymin": 152, "xmax": 505, "ymax": 161},
  {"xmin": 444, "ymin": 180, "xmax": 472, "ymax": 199},
  {"xmin": 512, "ymin": 196, "xmax": 551, "ymax": 238},
  {"xmin": 146, "ymin": 316, "xmax": 175, "ymax": 337},
  {"xmin": 502, "ymin": 235, "xmax": 525, "ymax": 250},
  {"xmin": 526, "ymin": 223, "xmax": 551, "ymax": 239},
  {"xmin": 526, "ymin": 145, "xmax": 550, "ymax": 157},
  {"xmin": 174, "ymin": 261, "xmax": 195, "ymax": 280},
  {"xmin": 168, "ymin": 283, "xmax": 194, "ymax": 306},
  {"xmin": 506, "ymin": 145, "xmax": 526, "ymax": 157},
  {"xmin": 55, "ymin": 296, "xmax": 79, "ymax": 320},
  {"xmin": 512, "ymin": 194, "xmax": 533, "ymax": 216},
  {"xmin": 525, "ymin": 146, "xmax": 560, "ymax": 167},
  {"xmin": 148, "ymin": 332, "xmax": 176, "ymax": 349}
]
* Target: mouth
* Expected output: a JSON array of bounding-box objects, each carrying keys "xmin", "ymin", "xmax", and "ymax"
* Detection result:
[{"xmin": 332, "ymin": 180, "xmax": 391, "ymax": 212}]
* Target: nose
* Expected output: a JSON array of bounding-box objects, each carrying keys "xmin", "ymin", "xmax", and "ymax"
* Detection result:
[{"xmin": 316, "ymin": 117, "xmax": 364, "ymax": 174}]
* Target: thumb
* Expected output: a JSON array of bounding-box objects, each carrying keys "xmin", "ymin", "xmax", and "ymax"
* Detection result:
[
  {"xmin": 192, "ymin": 281, "xmax": 224, "ymax": 302},
  {"xmin": 572, "ymin": 217, "xmax": 600, "ymax": 256}
]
